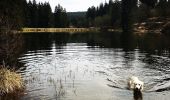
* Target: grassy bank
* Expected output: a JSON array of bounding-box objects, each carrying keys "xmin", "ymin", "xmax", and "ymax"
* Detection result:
[{"xmin": 0, "ymin": 66, "xmax": 24, "ymax": 95}]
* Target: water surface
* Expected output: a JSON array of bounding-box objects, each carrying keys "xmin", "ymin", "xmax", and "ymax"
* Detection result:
[{"xmin": 5, "ymin": 32, "xmax": 170, "ymax": 100}]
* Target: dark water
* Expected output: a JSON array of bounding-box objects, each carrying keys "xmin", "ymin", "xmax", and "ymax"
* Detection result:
[{"xmin": 2, "ymin": 32, "xmax": 170, "ymax": 100}]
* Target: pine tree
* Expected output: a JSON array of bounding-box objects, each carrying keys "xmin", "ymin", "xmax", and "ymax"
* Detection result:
[{"xmin": 54, "ymin": 4, "xmax": 68, "ymax": 28}]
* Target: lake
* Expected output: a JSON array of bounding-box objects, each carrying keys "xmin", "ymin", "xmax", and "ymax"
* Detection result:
[{"xmin": 1, "ymin": 32, "xmax": 170, "ymax": 100}]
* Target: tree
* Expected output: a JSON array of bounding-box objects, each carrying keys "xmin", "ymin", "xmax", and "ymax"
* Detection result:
[
  {"xmin": 23, "ymin": 0, "xmax": 53, "ymax": 28},
  {"xmin": 140, "ymin": 0, "xmax": 158, "ymax": 7},
  {"xmin": 86, "ymin": 6, "xmax": 96, "ymax": 26},
  {"xmin": 86, "ymin": 0, "xmax": 122, "ymax": 27},
  {"xmin": 0, "ymin": 0, "xmax": 25, "ymax": 31},
  {"xmin": 54, "ymin": 4, "xmax": 68, "ymax": 28},
  {"xmin": 156, "ymin": 0, "xmax": 169, "ymax": 16},
  {"xmin": 121, "ymin": 0, "xmax": 138, "ymax": 32},
  {"xmin": 30, "ymin": 0, "xmax": 38, "ymax": 27},
  {"xmin": 121, "ymin": 0, "xmax": 158, "ymax": 32},
  {"xmin": 37, "ymin": 2, "xmax": 52, "ymax": 27},
  {"xmin": 110, "ymin": 0, "xmax": 121, "ymax": 27}
]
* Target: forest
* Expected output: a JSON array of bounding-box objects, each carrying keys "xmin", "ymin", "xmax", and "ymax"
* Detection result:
[
  {"xmin": 86, "ymin": 0, "xmax": 170, "ymax": 30},
  {"xmin": 0, "ymin": 0, "xmax": 170, "ymax": 32},
  {"xmin": 0, "ymin": 0, "xmax": 69, "ymax": 31}
]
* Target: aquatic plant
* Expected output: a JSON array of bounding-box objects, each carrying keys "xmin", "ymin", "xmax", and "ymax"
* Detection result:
[{"xmin": 0, "ymin": 66, "xmax": 24, "ymax": 95}]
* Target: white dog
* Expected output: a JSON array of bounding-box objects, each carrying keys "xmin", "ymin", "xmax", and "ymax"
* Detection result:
[{"xmin": 128, "ymin": 76, "xmax": 144, "ymax": 91}]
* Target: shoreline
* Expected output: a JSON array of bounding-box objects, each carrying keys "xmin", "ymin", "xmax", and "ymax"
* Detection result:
[{"xmin": 20, "ymin": 28, "xmax": 97, "ymax": 33}]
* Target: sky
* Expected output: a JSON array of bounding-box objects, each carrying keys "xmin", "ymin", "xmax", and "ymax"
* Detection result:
[{"xmin": 28, "ymin": 0, "xmax": 110, "ymax": 12}]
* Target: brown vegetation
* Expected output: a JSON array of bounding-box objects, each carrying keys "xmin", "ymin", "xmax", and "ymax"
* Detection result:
[
  {"xmin": 134, "ymin": 17, "xmax": 170, "ymax": 34},
  {"xmin": 0, "ymin": 66, "xmax": 24, "ymax": 95}
]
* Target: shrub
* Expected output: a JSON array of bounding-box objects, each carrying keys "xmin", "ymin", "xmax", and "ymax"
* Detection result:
[{"xmin": 0, "ymin": 66, "xmax": 24, "ymax": 95}]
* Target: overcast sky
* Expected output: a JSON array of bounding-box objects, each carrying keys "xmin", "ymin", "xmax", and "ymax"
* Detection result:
[{"xmin": 28, "ymin": 0, "xmax": 110, "ymax": 12}]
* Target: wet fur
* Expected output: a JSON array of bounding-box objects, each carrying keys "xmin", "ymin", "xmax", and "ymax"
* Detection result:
[{"xmin": 128, "ymin": 76, "xmax": 144, "ymax": 91}]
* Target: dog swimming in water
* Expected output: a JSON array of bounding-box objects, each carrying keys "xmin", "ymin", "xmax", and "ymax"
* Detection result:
[
  {"xmin": 128, "ymin": 76, "xmax": 144, "ymax": 91},
  {"xmin": 128, "ymin": 76, "xmax": 144, "ymax": 100}
]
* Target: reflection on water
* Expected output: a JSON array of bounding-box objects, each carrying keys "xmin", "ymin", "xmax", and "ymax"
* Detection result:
[{"xmin": 2, "ymin": 32, "xmax": 170, "ymax": 100}]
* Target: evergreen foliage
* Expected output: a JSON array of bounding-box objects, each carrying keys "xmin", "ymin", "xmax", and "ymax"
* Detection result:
[
  {"xmin": 0, "ymin": 0, "xmax": 69, "ymax": 29},
  {"xmin": 0, "ymin": 0, "xmax": 170, "ymax": 30},
  {"xmin": 86, "ymin": 0, "xmax": 170, "ymax": 31},
  {"xmin": 54, "ymin": 4, "xmax": 69, "ymax": 28}
]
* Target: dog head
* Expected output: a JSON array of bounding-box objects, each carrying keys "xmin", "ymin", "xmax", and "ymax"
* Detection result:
[{"xmin": 134, "ymin": 81, "xmax": 144, "ymax": 91}]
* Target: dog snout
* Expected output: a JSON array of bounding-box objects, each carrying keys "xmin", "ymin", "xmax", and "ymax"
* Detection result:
[
  {"xmin": 135, "ymin": 87, "xmax": 140, "ymax": 91},
  {"xmin": 135, "ymin": 85, "xmax": 141, "ymax": 90}
]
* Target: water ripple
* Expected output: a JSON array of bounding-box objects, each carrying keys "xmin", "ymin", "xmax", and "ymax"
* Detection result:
[{"xmin": 18, "ymin": 43, "xmax": 170, "ymax": 100}]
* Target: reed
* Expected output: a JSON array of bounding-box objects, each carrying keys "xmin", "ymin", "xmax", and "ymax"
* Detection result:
[{"xmin": 0, "ymin": 66, "xmax": 24, "ymax": 95}]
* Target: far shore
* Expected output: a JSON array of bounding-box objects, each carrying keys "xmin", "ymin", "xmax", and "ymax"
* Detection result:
[
  {"xmin": 20, "ymin": 28, "xmax": 97, "ymax": 33},
  {"xmin": 5, "ymin": 27, "xmax": 162, "ymax": 34},
  {"xmin": 17, "ymin": 28, "xmax": 122, "ymax": 33}
]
